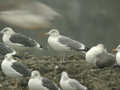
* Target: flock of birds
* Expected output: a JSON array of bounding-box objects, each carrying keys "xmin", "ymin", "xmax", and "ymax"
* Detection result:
[{"xmin": 0, "ymin": 27, "xmax": 119, "ymax": 90}]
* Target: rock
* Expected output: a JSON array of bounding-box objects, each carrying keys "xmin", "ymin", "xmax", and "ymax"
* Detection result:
[{"xmin": 0, "ymin": 54, "xmax": 120, "ymax": 90}]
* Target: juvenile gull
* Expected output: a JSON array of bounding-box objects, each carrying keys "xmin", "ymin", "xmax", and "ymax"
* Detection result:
[
  {"xmin": 86, "ymin": 44, "xmax": 115, "ymax": 68},
  {"xmin": 60, "ymin": 71, "xmax": 87, "ymax": 90},
  {"xmin": 0, "ymin": 27, "xmax": 42, "ymax": 55},
  {"xmin": 28, "ymin": 70, "xmax": 60, "ymax": 90}
]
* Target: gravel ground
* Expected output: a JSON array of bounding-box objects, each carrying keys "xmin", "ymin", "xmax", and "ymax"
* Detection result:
[{"xmin": 0, "ymin": 54, "xmax": 120, "ymax": 90}]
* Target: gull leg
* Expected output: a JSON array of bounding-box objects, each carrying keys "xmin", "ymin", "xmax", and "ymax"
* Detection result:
[
  {"xmin": 60, "ymin": 55, "xmax": 65, "ymax": 64},
  {"xmin": 14, "ymin": 79, "xmax": 23, "ymax": 90},
  {"xmin": 13, "ymin": 79, "xmax": 19, "ymax": 89},
  {"xmin": 62, "ymin": 56, "xmax": 65, "ymax": 63},
  {"xmin": 14, "ymin": 79, "xmax": 18, "ymax": 89}
]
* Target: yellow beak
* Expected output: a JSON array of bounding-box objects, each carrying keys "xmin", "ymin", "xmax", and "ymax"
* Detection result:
[
  {"xmin": 37, "ymin": 33, "xmax": 48, "ymax": 38},
  {"xmin": 112, "ymin": 48, "xmax": 117, "ymax": 53},
  {"xmin": 44, "ymin": 32, "xmax": 49, "ymax": 35}
]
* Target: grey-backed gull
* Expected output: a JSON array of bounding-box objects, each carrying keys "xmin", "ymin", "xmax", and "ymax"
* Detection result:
[
  {"xmin": 86, "ymin": 44, "xmax": 115, "ymax": 68},
  {"xmin": 60, "ymin": 71, "xmax": 87, "ymax": 90},
  {"xmin": 46, "ymin": 29, "xmax": 89, "ymax": 52},
  {"xmin": 1, "ymin": 52, "xmax": 31, "ymax": 88},
  {"xmin": 0, "ymin": 27, "xmax": 43, "ymax": 55},
  {"xmin": 28, "ymin": 70, "xmax": 60, "ymax": 90},
  {"xmin": 45, "ymin": 29, "xmax": 89, "ymax": 61}
]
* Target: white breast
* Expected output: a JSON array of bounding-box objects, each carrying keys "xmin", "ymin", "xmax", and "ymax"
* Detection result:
[
  {"xmin": 28, "ymin": 78, "xmax": 48, "ymax": 90},
  {"xmin": 48, "ymin": 36, "xmax": 70, "ymax": 52},
  {"xmin": 1, "ymin": 60, "xmax": 22, "ymax": 78},
  {"xmin": 60, "ymin": 79, "xmax": 74, "ymax": 90},
  {"xmin": 116, "ymin": 52, "xmax": 120, "ymax": 65},
  {"xmin": 85, "ymin": 47, "xmax": 98, "ymax": 65},
  {"xmin": 3, "ymin": 34, "xmax": 12, "ymax": 45}
]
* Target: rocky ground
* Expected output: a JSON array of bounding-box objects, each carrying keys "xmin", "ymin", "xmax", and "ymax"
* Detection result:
[{"xmin": 0, "ymin": 53, "xmax": 120, "ymax": 90}]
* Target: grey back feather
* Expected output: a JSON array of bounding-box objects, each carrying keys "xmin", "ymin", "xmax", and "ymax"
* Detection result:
[
  {"xmin": 96, "ymin": 52, "xmax": 115, "ymax": 68},
  {"xmin": 69, "ymin": 79, "xmax": 87, "ymax": 90},
  {"xmin": 59, "ymin": 35, "xmax": 85, "ymax": 51},
  {"xmin": 42, "ymin": 77, "xmax": 59, "ymax": 90}
]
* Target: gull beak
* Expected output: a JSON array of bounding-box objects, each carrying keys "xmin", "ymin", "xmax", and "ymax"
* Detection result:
[
  {"xmin": 44, "ymin": 32, "xmax": 49, "ymax": 36},
  {"xmin": 112, "ymin": 48, "xmax": 117, "ymax": 53},
  {"xmin": 37, "ymin": 33, "xmax": 48, "ymax": 38}
]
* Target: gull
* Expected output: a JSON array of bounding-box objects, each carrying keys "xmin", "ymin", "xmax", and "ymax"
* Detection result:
[
  {"xmin": 0, "ymin": 27, "xmax": 43, "ymax": 55},
  {"xmin": 86, "ymin": 44, "xmax": 115, "ymax": 68},
  {"xmin": 60, "ymin": 71, "xmax": 87, "ymax": 90},
  {"xmin": 112, "ymin": 45, "xmax": 120, "ymax": 66},
  {"xmin": 46, "ymin": 29, "xmax": 89, "ymax": 52},
  {"xmin": 45, "ymin": 29, "xmax": 89, "ymax": 61},
  {"xmin": 28, "ymin": 70, "xmax": 60, "ymax": 90},
  {"xmin": 1, "ymin": 52, "xmax": 31, "ymax": 88}
]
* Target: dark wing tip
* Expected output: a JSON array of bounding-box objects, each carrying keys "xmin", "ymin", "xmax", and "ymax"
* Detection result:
[
  {"xmin": 42, "ymin": 78, "xmax": 59, "ymax": 90},
  {"xmin": 12, "ymin": 62, "xmax": 31, "ymax": 77},
  {"xmin": 80, "ymin": 47, "xmax": 90, "ymax": 52},
  {"xmin": 85, "ymin": 47, "xmax": 90, "ymax": 51}
]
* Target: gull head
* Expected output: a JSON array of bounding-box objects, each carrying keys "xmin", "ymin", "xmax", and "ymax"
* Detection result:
[
  {"xmin": 88, "ymin": 44, "xmax": 105, "ymax": 56},
  {"xmin": 61, "ymin": 71, "xmax": 69, "ymax": 80},
  {"xmin": 112, "ymin": 45, "xmax": 120, "ymax": 52},
  {"xmin": 45, "ymin": 29, "xmax": 60, "ymax": 36},
  {"xmin": 95, "ymin": 44, "xmax": 105, "ymax": 51},
  {"xmin": 0, "ymin": 27, "xmax": 15, "ymax": 35},
  {"xmin": 96, "ymin": 44, "xmax": 104, "ymax": 49},
  {"xmin": 31, "ymin": 70, "xmax": 40, "ymax": 79},
  {"xmin": 95, "ymin": 44, "xmax": 105, "ymax": 53},
  {"xmin": 5, "ymin": 51, "xmax": 16, "ymax": 61}
]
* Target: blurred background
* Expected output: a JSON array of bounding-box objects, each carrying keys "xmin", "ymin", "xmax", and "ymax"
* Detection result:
[{"xmin": 0, "ymin": 0, "xmax": 120, "ymax": 51}]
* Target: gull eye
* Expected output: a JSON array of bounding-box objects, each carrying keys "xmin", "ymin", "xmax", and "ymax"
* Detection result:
[
  {"xmin": 3, "ymin": 29, "xmax": 8, "ymax": 32},
  {"xmin": 52, "ymin": 30, "xmax": 57, "ymax": 33},
  {"xmin": 34, "ymin": 73, "xmax": 38, "ymax": 77},
  {"xmin": 5, "ymin": 55, "xmax": 8, "ymax": 58}
]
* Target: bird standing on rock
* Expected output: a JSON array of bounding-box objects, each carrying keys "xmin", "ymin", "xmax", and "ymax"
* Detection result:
[
  {"xmin": 46, "ymin": 29, "xmax": 89, "ymax": 52},
  {"xmin": 60, "ymin": 71, "xmax": 88, "ymax": 90},
  {"xmin": 28, "ymin": 70, "xmax": 60, "ymax": 90},
  {"xmin": 1, "ymin": 52, "xmax": 31, "ymax": 88},
  {"xmin": 45, "ymin": 29, "xmax": 89, "ymax": 62},
  {"xmin": 0, "ymin": 27, "xmax": 43, "ymax": 56}
]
